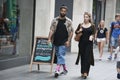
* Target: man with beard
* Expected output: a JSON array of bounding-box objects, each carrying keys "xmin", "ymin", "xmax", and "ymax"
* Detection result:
[{"xmin": 48, "ymin": 5, "xmax": 73, "ymax": 78}]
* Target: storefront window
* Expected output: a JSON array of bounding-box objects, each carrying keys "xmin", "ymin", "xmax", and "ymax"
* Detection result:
[{"xmin": 0, "ymin": 0, "xmax": 19, "ymax": 60}]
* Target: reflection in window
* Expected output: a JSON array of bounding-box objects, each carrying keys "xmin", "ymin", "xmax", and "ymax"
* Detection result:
[{"xmin": 0, "ymin": 0, "xmax": 19, "ymax": 59}]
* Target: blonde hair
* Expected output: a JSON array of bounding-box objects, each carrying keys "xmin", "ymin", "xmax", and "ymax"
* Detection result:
[
  {"xmin": 84, "ymin": 12, "xmax": 92, "ymax": 23},
  {"xmin": 98, "ymin": 20, "xmax": 105, "ymax": 30}
]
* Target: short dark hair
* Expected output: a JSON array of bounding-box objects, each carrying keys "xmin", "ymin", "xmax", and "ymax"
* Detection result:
[
  {"xmin": 115, "ymin": 13, "xmax": 120, "ymax": 18},
  {"xmin": 60, "ymin": 5, "xmax": 68, "ymax": 11}
]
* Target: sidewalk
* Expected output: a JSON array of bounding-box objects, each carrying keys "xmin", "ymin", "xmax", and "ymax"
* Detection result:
[{"xmin": 0, "ymin": 45, "xmax": 119, "ymax": 80}]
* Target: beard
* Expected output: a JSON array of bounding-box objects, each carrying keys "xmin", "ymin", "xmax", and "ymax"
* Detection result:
[{"xmin": 60, "ymin": 13, "xmax": 66, "ymax": 18}]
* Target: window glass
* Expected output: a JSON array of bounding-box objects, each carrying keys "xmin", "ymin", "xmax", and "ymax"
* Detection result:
[
  {"xmin": 116, "ymin": 0, "xmax": 120, "ymax": 13},
  {"xmin": 0, "ymin": 0, "xmax": 19, "ymax": 60}
]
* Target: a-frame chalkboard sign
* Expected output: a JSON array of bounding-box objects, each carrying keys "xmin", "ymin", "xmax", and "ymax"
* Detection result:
[{"xmin": 30, "ymin": 37, "xmax": 55, "ymax": 73}]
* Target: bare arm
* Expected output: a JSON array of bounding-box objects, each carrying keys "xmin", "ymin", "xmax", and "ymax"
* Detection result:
[
  {"xmin": 106, "ymin": 30, "xmax": 109, "ymax": 44},
  {"xmin": 109, "ymin": 28, "xmax": 112, "ymax": 39},
  {"xmin": 48, "ymin": 30, "xmax": 54, "ymax": 42},
  {"xmin": 48, "ymin": 20, "xmax": 55, "ymax": 42},
  {"xmin": 68, "ymin": 31, "xmax": 73, "ymax": 42},
  {"xmin": 68, "ymin": 21, "xmax": 74, "ymax": 42},
  {"xmin": 65, "ymin": 21, "xmax": 74, "ymax": 47},
  {"xmin": 95, "ymin": 30, "xmax": 98, "ymax": 40},
  {"xmin": 75, "ymin": 24, "xmax": 82, "ymax": 34},
  {"xmin": 90, "ymin": 24, "xmax": 96, "ymax": 40},
  {"xmin": 106, "ymin": 30, "xmax": 109, "ymax": 40}
]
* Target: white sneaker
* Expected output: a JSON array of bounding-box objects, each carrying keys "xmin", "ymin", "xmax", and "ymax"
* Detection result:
[
  {"xmin": 108, "ymin": 56, "xmax": 112, "ymax": 60},
  {"xmin": 54, "ymin": 71, "xmax": 60, "ymax": 78},
  {"xmin": 99, "ymin": 58, "xmax": 102, "ymax": 61}
]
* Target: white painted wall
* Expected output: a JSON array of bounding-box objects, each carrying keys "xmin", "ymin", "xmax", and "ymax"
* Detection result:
[
  {"xmin": 105, "ymin": 0, "xmax": 117, "ymax": 30},
  {"xmin": 71, "ymin": 0, "xmax": 93, "ymax": 52},
  {"xmin": 34, "ymin": 0, "xmax": 55, "ymax": 37},
  {"xmin": 34, "ymin": 0, "xmax": 93, "ymax": 52}
]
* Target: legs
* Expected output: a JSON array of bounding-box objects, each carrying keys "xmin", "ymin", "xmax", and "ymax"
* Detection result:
[
  {"xmin": 109, "ymin": 46, "xmax": 113, "ymax": 58},
  {"xmin": 80, "ymin": 48, "xmax": 90, "ymax": 79},
  {"xmin": 97, "ymin": 42, "xmax": 101, "ymax": 53},
  {"xmin": 55, "ymin": 64, "xmax": 61, "ymax": 72},
  {"xmin": 99, "ymin": 41, "xmax": 105, "ymax": 59},
  {"xmin": 108, "ymin": 37, "xmax": 114, "ymax": 60},
  {"xmin": 108, "ymin": 37, "xmax": 118, "ymax": 60},
  {"xmin": 56, "ymin": 46, "xmax": 66, "ymax": 65},
  {"xmin": 97, "ymin": 38, "xmax": 105, "ymax": 60},
  {"xmin": 81, "ymin": 60, "xmax": 90, "ymax": 79},
  {"xmin": 55, "ymin": 64, "xmax": 67, "ymax": 72},
  {"xmin": 81, "ymin": 59, "xmax": 90, "ymax": 76},
  {"xmin": 54, "ymin": 45, "xmax": 67, "ymax": 77},
  {"xmin": 114, "ymin": 46, "xmax": 119, "ymax": 59}
]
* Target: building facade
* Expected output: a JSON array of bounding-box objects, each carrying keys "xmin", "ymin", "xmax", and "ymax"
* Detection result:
[
  {"xmin": 94, "ymin": 0, "xmax": 120, "ymax": 30},
  {"xmin": 0, "ymin": 0, "xmax": 34, "ymax": 70},
  {"xmin": 0, "ymin": 0, "xmax": 119, "ymax": 70}
]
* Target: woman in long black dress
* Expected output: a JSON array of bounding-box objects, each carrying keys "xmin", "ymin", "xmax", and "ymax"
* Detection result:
[{"xmin": 75, "ymin": 12, "xmax": 96, "ymax": 79}]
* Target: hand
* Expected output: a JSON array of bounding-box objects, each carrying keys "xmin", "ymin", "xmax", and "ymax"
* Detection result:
[
  {"xmin": 77, "ymin": 28, "xmax": 82, "ymax": 33},
  {"xmin": 65, "ymin": 41, "xmax": 70, "ymax": 47},
  {"xmin": 79, "ymin": 28, "xmax": 82, "ymax": 32},
  {"xmin": 89, "ymin": 35, "xmax": 93, "ymax": 41},
  {"xmin": 47, "ymin": 39, "xmax": 51, "ymax": 44}
]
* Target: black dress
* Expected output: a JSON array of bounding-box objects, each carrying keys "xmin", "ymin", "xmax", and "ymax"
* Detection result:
[
  {"xmin": 79, "ymin": 26, "xmax": 94, "ymax": 74},
  {"xmin": 75, "ymin": 24, "xmax": 95, "ymax": 75}
]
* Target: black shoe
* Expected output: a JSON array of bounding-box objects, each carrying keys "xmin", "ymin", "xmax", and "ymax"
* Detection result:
[
  {"xmin": 82, "ymin": 76, "xmax": 87, "ymax": 79},
  {"xmin": 80, "ymin": 74, "xmax": 84, "ymax": 78},
  {"xmin": 61, "ymin": 70, "xmax": 68, "ymax": 75},
  {"xmin": 117, "ymin": 73, "xmax": 120, "ymax": 79}
]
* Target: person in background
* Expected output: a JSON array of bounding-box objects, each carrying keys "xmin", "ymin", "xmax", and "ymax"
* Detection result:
[
  {"xmin": 0, "ymin": 18, "xmax": 4, "ymax": 35},
  {"xmin": 116, "ymin": 33, "xmax": 120, "ymax": 79},
  {"xmin": 75, "ymin": 12, "xmax": 96, "ymax": 79},
  {"xmin": 48, "ymin": 5, "xmax": 73, "ymax": 78},
  {"xmin": 113, "ymin": 14, "xmax": 120, "ymax": 79},
  {"xmin": 3, "ymin": 18, "xmax": 10, "ymax": 35},
  {"xmin": 0, "ymin": 18, "xmax": 10, "ymax": 35},
  {"xmin": 95, "ymin": 20, "xmax": 108, "ymax": 60},
  {"xmin": 108, "ymin": 14, "xmax": 120, "ymax": 60}
]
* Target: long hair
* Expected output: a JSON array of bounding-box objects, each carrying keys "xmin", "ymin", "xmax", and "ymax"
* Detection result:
[{"xmin": 84, "ymin": 12, "xmax": 93, "ymax": 23}]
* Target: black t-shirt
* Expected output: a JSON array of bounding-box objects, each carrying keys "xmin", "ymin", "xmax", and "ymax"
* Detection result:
[
  {"xmin": 97, "ymin": 27, "xmax": 107, "ymax": 38},
  {"xmin": 53, "ymin": 19, "xmax": 68, "ymax": 46}
]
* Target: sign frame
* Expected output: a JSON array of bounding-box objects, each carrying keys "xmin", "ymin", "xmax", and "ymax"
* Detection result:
[{"xmin": 30, "ymin": 36, "xmax": 55, "ymax": 73}]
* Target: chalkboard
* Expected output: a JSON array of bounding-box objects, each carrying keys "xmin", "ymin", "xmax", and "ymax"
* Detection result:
[
  {"xmin": 30, "ymin": 37, "xmax": 55, "ymax": 73},
  {"xmin": 33, "ymin": 37, "xmax": 53, "ymax": 63}
]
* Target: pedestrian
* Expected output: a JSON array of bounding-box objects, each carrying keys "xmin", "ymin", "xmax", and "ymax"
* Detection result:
[
  {"xmin": 75, "ymin": 12, "xmax": 96, "ymax": 79},
  {"xmin": 108, "ymin": 14, "xmax": 120, "ymax": 60},
  {"xmin": 95, "ymin": 20, "xmax": 108, "ymax": 60},
  {"xmin": 117, "ymin": 60, "xmax": 120, "ymax": 79},
  {"xmin": 116, "ymin": 34, "xmax": 120, "ymax": 79},
  {"xmin": 48, "ymin": 5, "xmax": 73, "ymax": 78}
]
